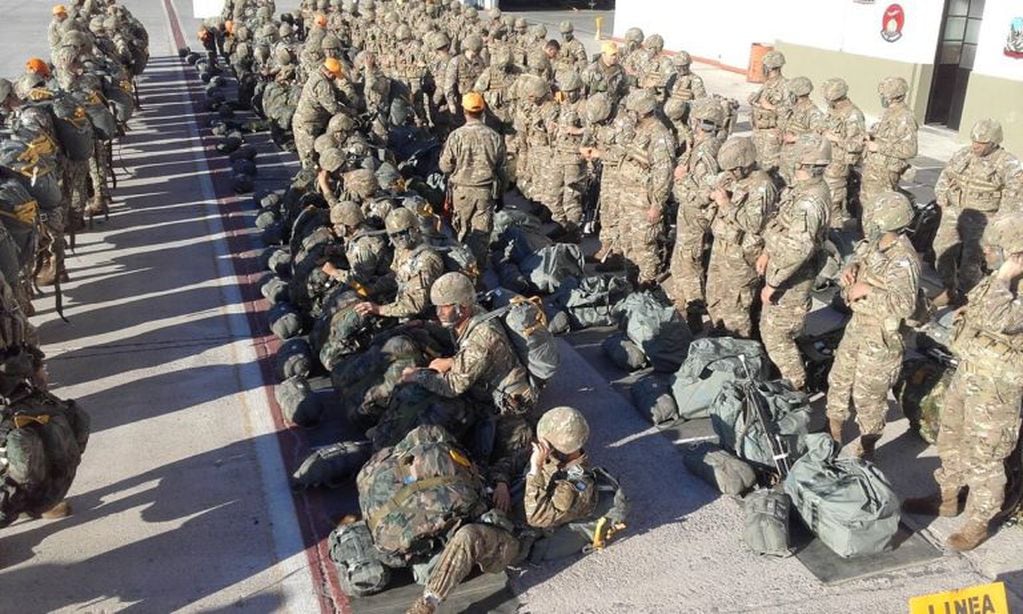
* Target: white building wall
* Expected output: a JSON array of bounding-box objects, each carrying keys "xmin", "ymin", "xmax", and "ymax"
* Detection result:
[{"xmin": 973, "ymin": 0, "xmax": 1023, "ymax": 80}]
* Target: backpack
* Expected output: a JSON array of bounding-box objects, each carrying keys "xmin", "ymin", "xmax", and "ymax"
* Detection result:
[
  {"xmin": 527, "ymin": 467, "xmax": 629, "ymax": 562},
  {"xmin": 896, "ymin": 357, "xmax": 953, "ymax": 445},
  {"xmin": 477, "ymin": 291, "xmax": 560, "ymax": 386},
  {"xmin": 784, "ymin": 434, "xmax": 901, "ymax": 558},
  {"xmin": 709, "ymin": 380, "xmax": 811, "ymax": 471},
  {"xmin": 0, "ymin": 137, "xmax": 62, "ymax": 211},
  {"xmin": 682, "ymin": 441, "xmax": 757, "ymax": 497},
  {"xmin": 518, "ymin": 243, "xmax": 585, "ymax": 295},
  {"xmin": 670, "ymin": 338, "xmax": 770, "ymax": 421},
  {"xmin": 275, "ymin": 375, "xmax": 324, "ymax": 428},
  {"xmin": 618, "ymin": 291, "xmax": 692, "ymax": 373},
  {"xmin": 602, "ymin": 332, "xmax": 647, "ymax": 371},
  {"xmin": 547, "ymin": 274, "xmax": 633, "ymax": 330},
  {"xmin": 743, "ymin": 487, "xmax": 792, "ymax": 557},
  {"xmin": 357, "ymin": 425, "xmax": 487, "ymax": 559},
  {"xmin": 328, "ymin": 520, "xmax": 399, "ymax": 597},
  {"xmin": 51, "ymin": 96, "xmax": 96, "ymax": 162},
  {"xmin": 275, "ymin": 337, "xmax": 314, "ymax": 381},
  {"xmin": 75, "ymin": 90, "xmax": 117, "ymax": 141},
  {"xmin": 292, "ymin": 440, "xmax": 374, "ymax": 489},
  {"xmin": 268, "ymin": 301, "xmax": 304, "ymax": 340},
  {"xmin": 630, "ymin": 373, "xmax": 678, "ymax": 426}
]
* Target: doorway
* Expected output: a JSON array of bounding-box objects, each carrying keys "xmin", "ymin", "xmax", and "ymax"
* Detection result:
[{"xmin": 925, "ymin": 0, "xmax": 984, "ymax": 129}]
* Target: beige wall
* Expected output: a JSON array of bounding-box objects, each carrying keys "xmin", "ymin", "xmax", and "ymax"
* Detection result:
[
  {"xmin": 775, "ymin": 42, "xmax": 934, "ymax": 124},
  {"xmin": 958, "ymin": 73, "xmax": 1023, "ymax": 155}
]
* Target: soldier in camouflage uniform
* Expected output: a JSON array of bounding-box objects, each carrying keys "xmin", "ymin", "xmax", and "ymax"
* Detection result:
[
  {"xmin": 545, "ymin": 71, "xmax": 587, "ymax": 241},
  {"xmin": 778, "ymin": 76, "xmax": 823, "ymax": 185},
  {"xmin": 819, "ymin": 78, "xmax": 866, "ymax": 229},
  {"xmin": 618, "ymin": 89, "xmax": 675, "ymax": 287},
  {"xmin": 748, "ymin": 50, "xmax": 790, "ymax": 173},
  {"xmin": 320, "ymin": 200, "xmax": 391, "ymax": 290},
  {"xmin": 407, "ymin": 406, "xmax": 597, "ymax": 614},
  {"xmin": 666, "ymin": 51, "xmax": 706, "ymax": 123},
  {"xmin": 706, "ymin": 137, "xmax": 778, "ymax": 337},
  {"xmin": 425, "ymin": 32, "xmax": 454, "ymax": 135},
  {"xmin": 756, "ymin": 133, "xmax": 832, "ymax": 390},
  {"xmin": 670, "ymin": 99, "xmax": 723, "ymax": 322},
  {"xmin": 354, "ymin": 208, "xmax": 444, "ymax": 321},
  {"xmin": 473, "ymin": 45, "xmax": 519, "ymax": 129},
  {"xmin": 826, "ymin": 192, "xmax": 920, "ymax": 460},
  {"xmin": 581, "ymin": 41, "xmax": 627, "ymax": 107},
  {"xmin": 619, "ymin": 27, "xmax": 646, "ymax": 86},
  {"xmin": 859, "ymin": 76, "xmax": 918, "ymax": 234},
  {"xmin": 439, "ymin": 93, "xmax": 506, "ymax": 269},
  {"xmin": 904, "ymin": 214, "xmax": 1023, "ymax": 551},
  {"xmin": 637, "ymin": 34, "xmax": 672, "ymax": 101},
  {"xmin": 444, "ymin": 34, "xmax": 486, "ymax": 122},
  {"xmin": 293, "ymin": 58, "xmax": 356, "ymax": 168},
  {"xmin": 49, "ymin": 5, "xmax": 70, "ymax": 51},
  {"xmin": 558, "ymin": 21, "xmax": 588, "ymax": 72},
  {"xmin": 933, "ymin": 119, "xmax": 1023, "ymax": 304},
  {"xmin": 580, "ymin": 92, "xmax": 636, "ymax": 263},
  {"xmin": 663, "ymin": 98, "xmax": 693, "ymax": 158},
  {"xmin": 512, "ymin": 75, "xmax": 556, "ymax": 203}
]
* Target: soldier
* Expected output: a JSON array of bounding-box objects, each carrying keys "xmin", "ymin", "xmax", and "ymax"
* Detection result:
[
  {"xmin": 546, "ymin": 71, "xmax": 587, "ymax": 241},
  {"xmin": 933, "ymin": 119, "xmax": 1023, "ymax": 305},
  {"xmin": 439, "ymin": 92, "xmax": 506, "ymax": 268},
  {"xmin": 512, "ymin": 75, "xmax": 556, "ymax": 203},
  {"xmin": 320, "ymin": 200, "xmax": 391, "ymax": 289},
  {"xmin": 859, "ymin": 76, "xmax": 918, "ymax": 233},
  {"xmin": 903, "ymin": 214, "xmax": 1023, "ymax": 551},
  {"xmin": 778, "ymin": 76, "xmax": 823, "ymax": 185},
  {"xmin": 819, "ymin": 77, "xmax": 866, "ymax": 229},
  {"xmin": 636, "ymin": 34, "xmax": 672, "ymax": 101},
  {"xmin": 293, "ymin": 58, "xmax": 356, "ymax": 168},
  {"xmin": 406, "ymin": 406, "xmax": 597, "ymax": 614},
  {"xmin": 748, "ymin": 50, "xmax": 790, "ymax": 172},
  {"xmin": 581, "ymin": 41, "xmax": 627, "ymax": 107},
  {"xmin": 49, "ymin": 5, "xmax": 70, "ymax": 51},
  {"xmin": 473, "ymin": 45, "xmax": 519, "ymax": 128},
  {"xmin": 670, "ymin": 99, "xmax": 723, "ymax": 325},
  {"xmin": 353, "ymin": 208, "xmax": 444, "ymax": 320},
  {"xmin": 580, "ymin": 92, "xmax": 636, "ymax": 264},
  {"xmin": 444, "ymin": 34, "xmax": 486, "ymax": 121},
  {"xmin": 663, "ymin": 97, "xmax": 693, "ymax": 157},
  {"xmin": 666, "ymin": 51, "xmax": 706, "ymax": 122},
  {"xmin": 826, "ymin": 192, "xmax": 920, "ymax": 459},
  {"xmin": 618, "ymin": 89, "xmax": 675, "ymax": 288},
  {"xmin": 756, "ymin": 133, "xmax": 832, "ymax": 391},
  {"xmin": 425, "ymin": 31, "xmax": 453, "ymax": 134},
  {"xmin": 558, "ymin": 21, "xmax": 587, "ymax": 71},
  {"xmin": 619, "ymin": 27, "xmax": 646, "ymax": 85},
  {"xmin": 706, "ymin": 137, "xmax": 778, "ymax": 337}
]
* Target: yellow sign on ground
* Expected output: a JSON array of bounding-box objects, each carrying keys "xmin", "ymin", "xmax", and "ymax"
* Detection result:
[{"xmin": 909, "ymin": 581, "xmax": 1009, "ymax": 614}]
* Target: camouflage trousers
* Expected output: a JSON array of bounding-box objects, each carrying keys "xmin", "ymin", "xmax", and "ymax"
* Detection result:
[
  {"xmin": 669, "ymin": 201, "xmax": 711, "ymax": 307},
  {"xmin": 543, "ymin": 155, "xmax": 585, "ymax": 229},
  {"xmin": 451, "ymin": 185, "xmax": 495, "ymax": 271},
  {"xmin": 293, "ymin": 123, "xmax": 321, "ymax": 169},
  {"xmin": 619, "ymin": 185, "xmax": 662, "ymax": 285},
  {"xmin": 825, "ymin": 316, "xmax": 905, "ymax": 436},
  {"xmin": 424, "ymin": 523, "xmax": 521, "ymax": 601},
  {"xmin": 935, "ymin": 363, "xmax": 1023, "ymax": 524},
  {"xmin": 933, "ymin": 206, "xmax": 994, "ymax": 297},
  {"xmin": 89, "ymin": 140, "xmax": 111, "ymax": 208},
  {"xmin": 752, "ymin": 129, "xmax": 782, "ymax": 172},
  {"xmin": 63, "ymin": 159, "xmax": 89, "ymax": 230},
  {"xmin": 523, "ymin": 143, "xmax": 552, "ymax": 203},
  {"xmin": 759, "ymin": 281, "xmax": 812, "ymax": 390},
  {"xmin": 858, "ymin": 160, "xmax": 904, "ymax": 234},
  {"xmin": 824, "ymin": 167, "xmax": 850, "ymax": 228},
  {"xmin": 597, "ymin": 164, "xmax": 622, "ymax": 253},
  {"xmin": 706, "ymin": 242, "xmax": 758, "ymax": 338}
]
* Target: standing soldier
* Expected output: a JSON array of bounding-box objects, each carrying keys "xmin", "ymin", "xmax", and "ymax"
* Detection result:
[
  {"xmin": 581, "ymin": 41, "xmax": 627, "ymax": 106},
  {"xmin": 619, "ymin": 27, "xmax": 646, "ymax": 86},
  {"xmin": 748, "ymin": 50, "xmax": 790, "ymax": 173},
  {"xmin": 819, "ymin": 77, "xmax": 866, "ymax": 229},
  {"xmin": 546, "ymin": 71, "xmax": 587, "ymax": 241},
  {"xmin": 826, "ymin": 192, "xmax": 920, "ymax": 459},
  {"xmin": 778, "ymin": 76, "xmax": 823, "ymax": 185},
  {"xmin": 756, "ymin": 133, "xmax": 832, "ymax": 391},
  {"xmin": 558, "ymin": 21, "xmax": 588, "ymax": 72},
  {"xmin": 933, "ymin": 119, "xmax": 1023, "ymax": 305},
  {"xmin": 293, "ymin": 58, "xmax": 355, "ymax": 168},
  {"xmin": 903, "ymin": 214, "xmax": 1023, "ymax": 551},
  {"xmin": 439, "ymin": 93, "xmax": 506, "ymax": 268},
  {"xmin": 706, "ymin": 137, "xmax": 778, "ymax": 337},
  {"xmin": 425, "ymin": 32, "xmax": 454, "ymax": 135},
  {"xmin": 473, "ymin": 46, "xmax": 519, "ymax": 129},
  {"xmin": 514, "ymin": 76, "xmax": 557, "ymax": 204},
  {"xmin": 670, "ymin": 99, "xmax": 723, "ymax": 326},
  {"xmin": 444, "ymin": 34, "xmax": 487, "ymax": 123},
  {"xmin": 666, "ymin": 51, "xmax": 706, "ymax": 122},
  {"xmin": 618, "ymin": 89, "xmax": 675, "ymax": 288},
  {"xmin": 637, "ymin": 35, "xmax": 672, "ymax": 101},
  {"xmin": 49, "ymin": 5, "xmax": 70, "ymax": 50},
  {"xmin": 859, "ymin": 76, "xmax": 918, "ymax": 233}
]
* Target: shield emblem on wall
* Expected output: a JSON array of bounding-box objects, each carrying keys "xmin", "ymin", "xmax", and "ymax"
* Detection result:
[
  {"xmin": 881, "ymin": 4, "xmax": 905, "ymax": 42},
  {"xmin": 1006, "ymin": 17, "xmax": 1023, "ymax": 58}
]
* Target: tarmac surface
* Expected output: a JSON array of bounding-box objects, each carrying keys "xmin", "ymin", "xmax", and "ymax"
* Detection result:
[{"xmin": 0, "ymin": 3, "xmax": 1021, "ymax": 613}]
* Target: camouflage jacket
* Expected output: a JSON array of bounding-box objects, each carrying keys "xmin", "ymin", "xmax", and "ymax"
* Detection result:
[
  {"xmin": 763, "ymin": 176, "xmax": 830, "ymax": 288},
  {"xmin": 673, "ymin": 134, "xmax": 720, "ymax": 209},
  {"xmin": 847, "ymin": 235, "xmax": 920, "ymax": 329},
  {"xmin": 583, "ymin": 110, "xmax": 637, "ymax": 168},
  {"xmin": 638, "ymin": 54, "xmax": 674, "ymax": 92},
  {"xmin": 951, "ymin": 274, "xmax": 1023, "ymax": 382},
  {"xmin": 935, "ymin": 146, "xmax": 1023, "ymax": 213},
  {"xmin": 822, "ymin": 100, "xmax": 867, "ymax": 172},
  {"xmin": 553, "ymin": 97, "xmax": 586, "ymax": 158},
  {"xmin": 427, "ymin": 51, "xmax": 452, "ymax": 105},
  {"xmin": 439, "ymin": 118, "xmax": 507, "ymax": 188},
  {"xmin": 473, "ymin": 66, "xmax": 521, "ymax": 124},
  {"xmin": 781, "ymin": 98, "xmax": 824, "ymax": 140},
  {"xmin": 668, "ymin": 72, "xmax": 707, "ymax": 103},
  {"xmin": 444, "ymin": 54, "xmax": 486, "ymax": 107},
  {"xmin": 864, "ymin": 101, "xmax": 918, "ymax": 172},
  {"xmin": 581, "ymin": 59, "xmax": 627, "ymax": 104},
  {"xmin": 621, "ymin": 46, "xmax": 650, "ymax": 82},
  {"xmin": 524, "ymin": 454, "xmax": 598, "ymax": 529},
  {"xmin": 748, "ymin": 75, "xmax": 790, "ymax": 130},
  {"xmin": 378, "ymin": 244, "xmax": 445, "ymax": 319},
  {"xmin": 335, "ymin": 228, "xmax": 390, "ymax": 288},
  {"xmin": 561, "ymin": 38, "xmax": 589, "ymax": 71},
  {"xmin": 711, "ymin": 169, "xmax": 778, "ymax": 275},
  {"xmin": 294, "ymin": 70, "xmax": 353, "ymax": 130},
  {"xmin": 515, "ymin": 99, "xmax": 560, "ymax": 151},
  {"xmin": 620, "ymin": 115, "xmax": 676, "ymax": 208}
]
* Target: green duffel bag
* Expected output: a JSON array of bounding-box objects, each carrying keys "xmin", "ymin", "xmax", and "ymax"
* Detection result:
[
  {"xmin": 671, "ymin": 337, "xmax": 770, "ymax": 421},
  {"xmin": 710, "ymin": 379, "xmax": 811, "ymax": 471},
  {"xmin": 291, "ymin": 440, "xmax": 373, "ymax": 489},
  {"xmin": 268, "ymin": 301, "xmax": 303, "ymax": 340},
  {"xmin": 619, "ymin": 291, "xmax": 692, "ymax": 373},
  {"xmin": 631, "ymin": 373, "xmax": 678, "ymax": 426},
  {"xmin": 528, "ymin": 467, "xmax": 629, "ymax": 562},
  {"xmin": 783, "ymin": 433, "xmax": 900, "ymax": 558},
  {"xmin": 682, "ymin": 441, "xmax": 757, "ymax": 497},
  {"xmin": 275, "ymin": 375, "xmax": 323, "ymax": 427},
  {"xmin": 743, "ymin": 487, "xmax": 792, "ymax": 557},
  {"xmin": 260, "ymin": 275, "xmax": 289, "ymax": 305},
  {"xmin": 328, "ymin": 519, "xmax": 400, "ymax": 597},
  {"xmin": 275, "ymin": 337, "xmax": 313, "ymax": 381},
  {"xmin": 601, "ymin": 331, "xmax": 647, "ymax": 372}
]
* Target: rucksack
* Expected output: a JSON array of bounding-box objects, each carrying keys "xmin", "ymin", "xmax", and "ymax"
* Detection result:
[
  {"xmin": 292, "ymin": 440, "xmax": 373, "ymax": 489},
  {"xmin": 475, "ymin": 291, "xmax": 560, "ymax": 386},
  {"xmin": 0, "ymin": 136, "xmax": 62, "ymax": 211},
  {"xmin": 328, "ymin": 520, "xmax": 400, "ymax": 597},
  {"xmin": 51, "ymin": 96, "xmax": 96, "ymax": 162},
  {"xmin": 276, "ymin": 375, "xmax": 324, "ymax": 427},
  {"xmin": 709, "ymin": 380, "xmax": 811, "ymax": 471},
  {"xmin": 275, "ymin": 337, "xmax": 314, "ymax": 381},
  {"xmin": 784, "ymin": 434, "xmax": 901, "ymax": 558},
  {"xmin": 617, "ymin": 291, "xmax": 692, "ymax": 373},
  {"xmin": 670, "ymin": 338, "xmax": 770, "ymax": 421},
  {"xmin": 743, "ymin": 487, "xmax": 792, "ymax": 557},
  {"xmin": 527, "ymin": 467, "xmax": 629, "ymax": 562},
  {"xmin": 547, "ymin": 274, "xmax": 633, "ymax": 330},
  {"xmin": 357, "ymin": 425, "xmax": 487, "ymax": 559},
  {"xmin": 518, "ymin": 243, "xmax": 585, "ymax": 294},
  {"xmin": 630, "ymin": 373, "xmax": 678, "ymax": 426},
  {"xmin": 896, "ymin": 357, "xmax": 953, "ymax": 445},
  {"xmin": 682, "ymin": 441, "xmax": 757, "ymax": 497},
  {"xmin": 602, "ymin": 332, "xmax": 647, "ymax": 371}
]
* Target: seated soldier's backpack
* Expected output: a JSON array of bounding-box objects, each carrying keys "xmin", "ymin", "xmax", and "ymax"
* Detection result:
[
  {"xmin": 268, "ymin": 301, "xmax": 304, "ymax": 340},
  {"xmin": 602, "ymin": 331, "xmax": 648, "ymax": 371},
  {"xmin": 710, "ymin": 379, "xmax": 811, "ymax": 471},
  {"xmin": 743, "ymin": 487, "xmax": 792, "ymax": 557},
  {"xmin": 275, "ymin": 337, "xmax": 314, "ymax": 381},
  {"xmin": 357, "ymin": 425, "xmax": 487, "ymax": 559},
  {"xmin": 527, "ymin": 467, "xmax": 629, "ymax": 563},
  {"xmin": 682, "ymin": 441, "xmax": 757, "ymax": 497},
  {"xmin": 292, "ymin": 440, "xmax": 373, "ymax": 489},
  {"xmin": 546, "ymin": 274, "xmax": 634, "ymax": 330},
  {"xmin": 276, "ymin": 376, "xmax": 324, "ymax": 427},
  {"xmin": 478, "ymin": 290, "xmax": 560, "ymax": 388},
  {"xmin": 328, "ymin": 519, "xmax": 402, "ymax": 597},
  {"xmin": 618, "ymin": 291, "xmax": 692, "ymax": 373},
  {"xmin": 260, "ymin": 274, "xmax": 290, "ymax": 305},
  {"xmin": 783, "ymin": 434, "xmax": 901, "ymax": 558},
  {"xmin": 630, "ymin": 373, "xmax": 678, "ymax": 425},
  {"xmin": 670, "ymin": 337, "xmax": 769, "ymax": 422},
  {"xmin": 318, "ymin": 303, "xmax": 378, "ymax": 371}
]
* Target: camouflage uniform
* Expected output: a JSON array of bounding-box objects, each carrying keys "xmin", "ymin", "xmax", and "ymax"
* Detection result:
[
  {"xmin": 514, "ymin": 83, "xmax": 558, "ymax": 204},
  {"xmin": 778, "ymin": 84, "xmax": 824, "ymax": 185},
  {"xmin": 580, "ymin": 57, "xmax": 627, "ymax": 107},
  {"xmin": 546, "ymin": 85, "xmax": 586, "ymax": 235},
  {"xmin": 670, "ymin": 120, "xmax": 720, "ymax": 308},
  {"xmin": 444, "ymin": 51, "xmax": 486, "ymax": 118},
  {"xmin": 293, "ymin": 69, "xmax": 354, "ymax": 168},
  {"xmin": 759, "ymin": 162, "xmax": 831, "ymax": 390},
  {"xmin": 439, "ymin": 116, "xmax": 506, "ymax": 268},
  {"xmin": 667, "ymin": 57, "xmax": 706, "ymax": 120},
  {"xmin": 935, "ymin": 273, "xmax": 1023, "ymax": 526},
  {"xmin": 585, "ymin": 101, "xmax": 636, "ymax": 258},
  {"xmin": 859, "ymin": 101, "xmax": 918, "ymax": 232},
  {"xmin": 332, "ymin": 228, "xmax": 390, "ymax": 288},
  {"xmin": 820, "ymin": 91, "xmax": 866, "ymax": 228},
  {"xmin": 934, "ymin": 141, "xmax": 1023, "ymax": 297},
  {"xmin": 748, "ymin": 72, "xmax": 790, "ymax": 171},
  {"xmin": 378, "ymin": 245, "xmax": 445, "ymax": 319},
  {"xmin": 826, "ymin": 234, "xmax": 920, "ymax": 437}
]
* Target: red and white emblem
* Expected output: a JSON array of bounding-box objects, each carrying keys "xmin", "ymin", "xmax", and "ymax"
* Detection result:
[{"xmin": 881, "ymin": 4, "xmax": 905, "ymax": 43}]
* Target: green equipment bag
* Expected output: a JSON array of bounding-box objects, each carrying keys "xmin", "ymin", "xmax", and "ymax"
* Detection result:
[
  {"xmin": 528, "ymin": 467, "xmax": 629, "ymax": 563},
  {"xmin": 618, "ymin": 291, "xmax": 692, "ymax": 373},
  {"xmin": 671, "ymin": 337, "xmax": 769, "ymax": 421},
  {"xmin": 743, "ymin": 487, "xmax": 792, "ymax": 557},
  {"xmin": 547, "ymin": 274, "xmax": 633, "ymax": 330},
  {"xmin": 682, "ymin": 441, "xmax": 757, "ymax": 497},
  {"xmin": 260, "ymin": 275, "xmax": 290, "ymax": 305},
  {"xmin": 602, "ymin": 331, "xmax": 647, "ymax": 371},
  {"xmin": 476, "ymin": 291, "xmax": 560, "ymax": 386},
  {"xmin": 519, "ymin": 243, "xmax": 586, "ymax": 295},
  {"xmin": 275, "ymin": 337, "xmax": 313, "ymax": 381},
  {"xmin": 268, "ymin": 301, "xmax": 303, "ymax": 340},
  {"xmin": 291, "ymin": 440, "xmax": 373, "ymax": 489},
  {"xmin": 630, "ymin": 373, "xmax": 678, "ymax": 426},
  {"xmin": 327, "ymin": 520, "xmax": 399, "ymax": 597},
  {"xmin": 709, "ymin": 380, "xmax": 811, "ymax": 471},
  {"xmin": 896, "ymin": 357, "xmax": 952, "ymax": 445},
  {"xmin": 275, "ymin": 375, "xmax": 324, "ymax": 427},
  {"xmin": 783, "ymin": 433, "xmax": 901, "ymax": 558},
  {"xmin": 357, "ymin": 425, "xmax": 487, "ymax": 559}
]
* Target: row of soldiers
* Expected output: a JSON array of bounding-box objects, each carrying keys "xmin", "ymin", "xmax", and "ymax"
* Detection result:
[{"xmin": 213, "ymin": 0, "xmax": 1022, "ymax": 590}]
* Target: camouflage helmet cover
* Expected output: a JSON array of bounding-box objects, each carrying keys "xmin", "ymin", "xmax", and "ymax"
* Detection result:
[
  {"xmin": 330, "ymin": 200, "xmax": 364, "ymax": 226},
  {"xmin": 384, "ymin": 207, "xmax": 417, "ymax": 234},
  {"xmin": 585, "ymin": 92, "xmax": 612, "ymax": 124},
  {"xmin": 537, "ymin": 406, "xmax": 590, "ymax": 454},
  {"xmin": 559, "ymin": 20, "xmax": 573, "ymax": 34},
  {"xmin": 970, "ymin": 119, "xmax": 1003, "ymax": 145},
  {"xmin": 717, "ymin": 137, "xmax": 757, "ymax": 170},
  {"xmin": 762, "ymin": 50, "xmax": 785, "ymax": 69},
  {"xmin": 624, "ymin": 88, "xmax": 657, "ymax": 115},
  {"xmin": 878, "ymin": 76, "xmax": 909, "ymax": 98},
  {"xmin": 821, "ymin": 77, "xmax": 848, "ymax": 102},
  {"xmin": 429, "ymin": 272, "xmax": 476, "ymax": 306},
  {"xmin": 788, "ymin": 76, "xmax": 813, "ymax": 97},
  {"xmin": 623, "ymin": 27, "xmax": 644, "ymax": 43},
  {"xmin": 870, "ymin": 191, "xmax": 913, "ymax": 231},
  {"xmin": 989, "ymin": 213, "xmax": 1023, "ymax": 254}
]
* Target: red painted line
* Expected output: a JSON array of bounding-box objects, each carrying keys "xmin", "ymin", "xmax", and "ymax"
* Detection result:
[{"xmin": 161, "ymin": 1, "xmax": 347, "ymax": 611}]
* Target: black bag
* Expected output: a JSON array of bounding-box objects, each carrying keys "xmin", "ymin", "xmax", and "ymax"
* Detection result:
[
  {"xmin": 292, "ymin": 440, "xmax": 374, "ymax": 489},
  {"xmin": 328, "ymin": 520, "xmax": 397, "ymax": 597},
  {"xmin": 275, "ymin": 337, "xmax": 314, "ymax": 381},
  {"xmin": 601, "ymin": 332, "xmax": 647, "ymax": 371},
  {"xmin": 275, "ymin": 376, "xmax": 324, "ymax": 427}
]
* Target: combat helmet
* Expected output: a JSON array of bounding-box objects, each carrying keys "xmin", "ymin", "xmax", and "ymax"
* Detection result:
[
  {"xmin": 330, "ymin": 200, "xmax": 364, "ymax": 226},
  {"xmin": 623, "ymin": 27, "xmax": 644, "ymax": 45},
  {"xmin": 322, "ymin": 34, "xmax": 342, "ymax": 51},
  {"xmin": 558, "ymin": 71, "xmax": 584, "ymax": 93},
  {"xmin": 625, "ymin": 89, "xmax": 657, "ymax": 116},
  {"xmin": 989, "ymin": 214, "xmax": 1023, "ymax": 254},
  {"xmin": 717, "ymin": 137, "xmax": 757, "ymax": 171},
  {"xmin": 821, "ymin": 78, "xmax": 848, "ymax": 102},
  {"xmin": 691, "ymin": 98, "xmax": 725, "ymax": 127},
  {"xmin": 537, "ymin": 406, "xmax": 590, "ymax": 455},
  {"xmin": 762, "ymin": 50, "xmax": 785, "ymax": 69},
  {"xmin": 559, "ymin": 20, "xmax": 573, "ymax": 34},
  {"xmin": 970, "ymin": 119, "xmax": 1003, "ymax": 145},
  {"xmin": 645, "ymin": 34, "xmax": 664, "ymax": 53},
  {"xmin": 878, "ymin": 76, "xmax": 909, "ymax": 99},
  {"xmin": 344, "ymin": 168, "xmax": 378, "ymax": 198},
  {"xmin": 430, "ymin": 272, "xmax": 476, "ymax": 306},
  {"xmin": 585, "ymin": 92, "xmax": 612, "ymax": 124},
  {"xmin": 672, "ymin": 51, "xmax": 692, "ymax": 67},
  {"xmin": 795, "ymin": 132, "xmax": 832, "ymax": 166},
  {"xmin": 788, "ymin": 76, "xmax": 813, "ymax": 97},
  {"xmin": 870, "ymin": 191, "xmax": 913, "ymax": 232},
  {"xmin": 319, "ymin": 148, "xmax": 344, "ymax": 173}
]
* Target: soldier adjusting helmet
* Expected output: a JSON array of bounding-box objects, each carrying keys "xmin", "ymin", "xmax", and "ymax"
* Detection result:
[
  {"xmin": 537, "ymin": 406, "xmax": 590, "ymax": 455},
  {"xmin": 821, "ymin": 77, "xmax": 848, "ymax": 102},
  {"xmin": 717, "ymin": 137, "xmax": 757, "ymax": 171},
  {"xmin": 430, "ymin": 272, "xmax": 476, "ymax": 307},
  {"xmin": 870, "ymin": 191, "xmax": 913, "ymax": 232},
  {"xmin": 970, "ymin": 119, "xmax": 1003, "ymax": 145}
]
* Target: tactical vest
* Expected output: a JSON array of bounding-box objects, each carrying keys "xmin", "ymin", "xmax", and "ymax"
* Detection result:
[{"xmin": 950, "ymin": 279, "xmax": 1023, "ymax": 383}]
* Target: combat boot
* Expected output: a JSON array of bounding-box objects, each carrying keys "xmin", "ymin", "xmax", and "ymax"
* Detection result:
[
  {"xmin": 41, "ymin": 499, "xmax": 72, "ymax": 519},
  {"xmin": 35, "ymin": 255, "xmax": 57, "ymax": 287},
  {"xmin": 947, "ymin": 519, "xmax": 990, "ymax": 551},
  {"xmin": 850, "ymin": 434, "xmax": 881, "ymax": 461},
  {"xmin": 589, "ymin": 243, "xmax": 610, "ymax": 263},
  {"xmin": 406, "ymin": 596, "xmax": 437, "ymax": 614},
  {"xmin": 902, "ymin": 488, "xmax": 962, "ymax": 517},
  {"xmin": 827, "ymin": 418, "xmax": 844, "ymax": 444}
]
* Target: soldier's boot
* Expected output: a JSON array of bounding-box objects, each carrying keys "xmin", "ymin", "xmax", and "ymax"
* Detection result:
[
  {"xmin": 827, "ymin": 418, "xmax": 844, "ymax": 444},
  {"xmin": 850, "ymin": 434, "xmax": 881, "ymax": 461},
  {"xmin": 406, "ymin": 596, "xmax": 437, "ymax": 614},
  {"xmin": 902, "ymin": 488, "xmax": 962, "ymax": 517},
  {"xmin": 589, "ymin": 243, "xmax": 611, "ymax": 263},
  {"xmin": 35, "ymin": 254, "xmax": 57, "ymax": 287},
  {"xmin": 685, "ymin": 300, "xmax": 706, "ymax": 334},
  {"xmin": 947, "ymin": 519, "xmax": 990, "ymax": 552},
  {"xmin": 41, "ymin": 499, "xmax": 72, "ymax": 519},
  {"xmin": 85, "ymin": 195, "xmax": 109, "ymax": 225}
]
